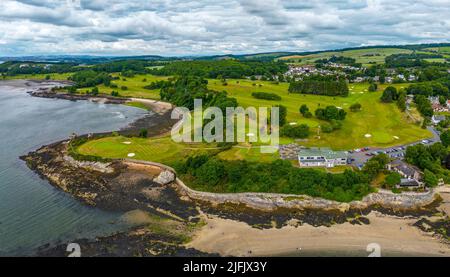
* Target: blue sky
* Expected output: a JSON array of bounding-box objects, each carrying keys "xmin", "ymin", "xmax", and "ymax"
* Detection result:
[{"xmin": 0, "ymin": 0, "xmax": 449, "ymax": 56}]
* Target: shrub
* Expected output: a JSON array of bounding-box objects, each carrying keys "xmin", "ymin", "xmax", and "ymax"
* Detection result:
[
  {"xmin": 380, "ymin": 86, "xmax": 398, "ymax": 103},
  {"xmin": 251, "ymin": 92, "xmax": 282, "ymax": 101},
  {"xmin": 349, "ymin": 103, "xmax": 362, "ymax": 112},
  {"xmin": 280, "ymin": 124, "xmax": 310, "ymax": 138},
  {"xmin": 139, "ymin": 129, "xmax": 148, "ymax": 138}
]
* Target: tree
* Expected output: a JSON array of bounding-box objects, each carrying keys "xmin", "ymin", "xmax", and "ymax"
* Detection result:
[
  {"xmin": 439, "ymin": 95, "xmax": 447, "ymax": 105},
  {"xmin": 299, "ymin": 104, "xmax": 309, "ymax": 116},
  {"xmin": 91, "ymin": 86, "xmax": 99, "ymax": 96},
  {"xmin": 251, "ymin": 92, "xmax": 281, "ymax": 100},
  {"xmin": 321, "ymin": 123, "xmax": 333, "ymax": 133},
  {"xmin": 195, "ymin": 158, "xmax": 225, "ymax": 186},
  {"xmin": 139, "ymin": 129, "xmax": 148, "ymax": 138},
  {"xmin": 414, "ymin": 95, "xmax": 433, "ymax": 117},
  {"xmin": 362, "ymin": 154, "xmax": 390, "ymax": 178},
  {"xmin": 397, "ymin": 90, "xmax": 407, "ymax": 112},
  {"xmin": 304, "ymin": 111, "xmax": 313, "ymax": 118},
  {"xmin": 368, "ymin": 83, "xmax": 377, "ymax": 92},
  {"xmin": 316, "ymin": 105, "xmax": 346, "ymax": 121},
  {"xmin": 275, "ymin": 105, "xmax": 287, "ymax": 126},
  {"xmin": 380, "ymin": 86, "xmax": 398, "ymax": 103},
  {"xmin": 349, "ymin": 103, "xmax": 362, "ymax": 112},
  {"xmin": 423, "ymin": 169, "xmax": 438, "ymax": 187},
  {"xmin": 384, "ymin": 172, "xmax": 401, "ymax": 188},
  {"xmin": 280, "ymin": 124, "xmax": 310, "ymax": 138},
  {"xmin": 67, "ymin": 86, "xmax": 77, "ymax": 94},
  {"xmin": 440, "ymin": 129, "xmax": 450, "ymax": 147},
  {"xmin": 45, "ymin": 75, "xmax": 51, "ymax": 80}
]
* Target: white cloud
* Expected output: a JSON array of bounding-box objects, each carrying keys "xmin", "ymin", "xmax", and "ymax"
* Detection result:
[{"xmin": 0, "ymin": 0, "xmax": 448, "ymax": 56}]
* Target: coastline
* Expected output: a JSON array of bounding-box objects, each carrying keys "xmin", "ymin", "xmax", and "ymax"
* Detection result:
[
  {"xmin": 187, "ymin": 212, "xmax": 450, "ymax": 257},
  {"xmin": 11, "ymin": 79, "xmax": 450, "ymax": 256}
]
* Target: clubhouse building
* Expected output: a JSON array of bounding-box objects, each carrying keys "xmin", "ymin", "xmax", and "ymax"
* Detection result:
[{"xmin": 298, "ymin": 148, "xmax": 348, "ymax": 168}]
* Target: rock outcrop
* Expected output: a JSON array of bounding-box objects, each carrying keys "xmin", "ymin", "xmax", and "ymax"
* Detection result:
[{"xmin": 153, "ymin": 170, "xmax": 176, "ymax": 185}]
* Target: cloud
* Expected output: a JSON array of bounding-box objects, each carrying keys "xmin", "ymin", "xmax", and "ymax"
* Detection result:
[{"xmin": 0, "ymin": 0, "xmax": 448, "ymax": 56}]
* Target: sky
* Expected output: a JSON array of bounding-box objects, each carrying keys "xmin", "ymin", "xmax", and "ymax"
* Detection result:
[{"xmin": 0, "ymin": 0, "xmax": 449, "ymax": 57}]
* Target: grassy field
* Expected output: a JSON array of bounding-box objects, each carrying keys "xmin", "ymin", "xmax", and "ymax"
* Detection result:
[
  {"xmin": 208, "ymin": 78, "xmax": 430, "ymax": 149},
  {"xmin": 423, "ymin": 58, "xmax": 448, "ymax": 63},
  {"xmin": 278, "ymin": 48, "xmax": 413, "ymax": 67},
  {"xmin": 2, "ymin": 73, "xmax": 72, "ymax": 80},
  {"xmin": 423, "ymin": 46, "xmax": 450, "ymax": 54},
  {"xmin": 77, "ymin": 73, "xmax": 169, "ymax": 99},
  {"xmin": 77, "ymin": 136, "xmax": 216, "ymax": 165},
  {"xmin": 77, "ymin": 77, "xmax": 431, "ymax": 166},
  {"xmin": 5, "ymin": 70, "xmax": 430, "ymax": 150}
]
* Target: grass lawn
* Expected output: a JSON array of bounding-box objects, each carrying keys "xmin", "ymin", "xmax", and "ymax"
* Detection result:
[
  {"xmin": 77, "ymin": 79, "xmax": 432, "ymax": 165},
  {"xmin": 217, "ymin": 144, "xmax": 279, "ymax": 163},
  {"xmin": 423, "ymin": 58, "xmax": 448, "ymax": 64},
  {"xmin": 423, "ymin": 46, "xmax": 450, "ymax": 55},
  {"xmin": 76, "ymin": 136, "xmax": 216, "ymax": 165},
  {"xmin": 2, "ymin": 73, "xmax": 72, "ymax": 80},
  {"xmin": 278, "ymin": 48, "xmax": 413, "ymax": 67},
  {"xmin": 208, "ymin": 79, "xmax": 431, "ymax": 150},
  {"xmin": 77, "ymin": 73, "xmax": 169, "ymax": 99}
]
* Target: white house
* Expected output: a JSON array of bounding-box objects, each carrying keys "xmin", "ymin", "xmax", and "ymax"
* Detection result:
[{"xmin": 298, "ymin": 148, "xmax": 348, "ymax": 168}]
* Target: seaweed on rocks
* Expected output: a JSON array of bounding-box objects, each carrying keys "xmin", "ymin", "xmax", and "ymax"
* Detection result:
[{"xmin": 35, "ymin": 227, "xmax": 219, "ymax": 257}]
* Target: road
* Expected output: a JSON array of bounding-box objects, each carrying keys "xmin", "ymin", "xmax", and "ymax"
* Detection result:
[{"xmin": 348, "ymin": 126, "xmax": 441, "ymax": 169}]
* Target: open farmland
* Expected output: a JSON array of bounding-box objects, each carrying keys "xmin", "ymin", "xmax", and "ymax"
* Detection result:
[{"xmin": 278, "ymin": 47, "xmax": 413, "ymax": 66}]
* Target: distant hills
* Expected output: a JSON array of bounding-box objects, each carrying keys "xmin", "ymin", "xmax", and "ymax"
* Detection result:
[{"xmin": 1, "ymin": 43, "xmax": 449, "ymax": 64}]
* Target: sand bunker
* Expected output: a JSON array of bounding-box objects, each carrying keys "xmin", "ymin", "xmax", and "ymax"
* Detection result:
[
  {"xmin": 289, "ymin": 122, "xmax": 297, "ymax": 125},
  {"xmin": 127, "ymin": 153, "xmax": 136, "ymax": 157},
  {"xmin": 365, "ymin": 134, "xmax": 372, "ymax": 138},
  {"xmin": 122, "ymin": 141, "xmax": 132, "ymax": 145},
  {"xmin": 393, "ymin": 136, "xmax": 399, "ymax": 140}
]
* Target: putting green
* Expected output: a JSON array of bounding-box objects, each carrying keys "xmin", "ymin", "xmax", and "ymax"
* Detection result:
[
  {"xmin": 77, "ymin": 136, "xmax": 215, "ymax": 165},
  {"xmin": 207, "ymin": 79, "xmax": 431, "ymax": 150}
]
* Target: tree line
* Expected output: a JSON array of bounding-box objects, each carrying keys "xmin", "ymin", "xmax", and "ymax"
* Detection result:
[
  {"xmin": 288, "ymin": 76, "xmax": 349, "ymax": 97},
  {"xmin": 149, "ymin": 60, "xmax": 289, "ymax": 79},
  {"xmin": 175, "ymin": 155, "xmax": 374, "ymax": 202}
]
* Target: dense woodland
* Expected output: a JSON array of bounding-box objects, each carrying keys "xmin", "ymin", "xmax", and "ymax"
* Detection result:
[
  {"xmin": 405, "ymin": 142, "xmax": 450, "ymax": 187},
  {"xmin": 149, "ymin": 60, "xmax": 288, "ymax": 79},
  {"xmin": 288, "ymin": 76, "xmax": 349, "ymax": 97},
  {"xmin": 159, "ymin": 76, "xmax": 238, "ymax": 111},
  {"xmin": 68, "ymin": 70, "xmax": 112, "ymax": 88},
  {"xmin": 176, "ymin": 155, "xmax": 375, "ymax": 202},
  {"xmin": 385, "ymin": 53, "xmax": 447, "ymax": 68},
  {"xmin": 315, "ymin": 55, "xmax": 362, "ymax": 68}
]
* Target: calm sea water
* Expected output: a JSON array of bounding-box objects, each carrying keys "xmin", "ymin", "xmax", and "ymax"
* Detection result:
[{"xmin": 0, "ymin": 81, "xmax": 148, "ymax": 256}]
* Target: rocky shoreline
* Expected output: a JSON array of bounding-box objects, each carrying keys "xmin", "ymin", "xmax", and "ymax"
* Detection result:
[{"xmin": 22, "ymin": 139, "xmax": 442, "ymax": 228}]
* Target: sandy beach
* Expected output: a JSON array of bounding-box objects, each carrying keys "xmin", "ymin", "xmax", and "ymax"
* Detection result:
[{"xmin": 187, "ymin": 210, "xmax": 450, "ymax": 257}]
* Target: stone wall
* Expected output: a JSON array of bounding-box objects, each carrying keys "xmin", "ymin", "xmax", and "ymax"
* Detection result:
[{"xmin": 125, "ymin": 160, "xmax": 439, "ymax": 212}]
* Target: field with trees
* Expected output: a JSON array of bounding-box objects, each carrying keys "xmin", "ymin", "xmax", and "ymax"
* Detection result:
[
  {"xmin": 278, "ymin": 48, "xmax": 413, "ymax": 67},
  {"xmin": 3, "ymin": 43, "xmax": 450, "ymax": 202},
  {"xmin": 207, "ymin": 78, "xmax": 431, "ymax": 149}
]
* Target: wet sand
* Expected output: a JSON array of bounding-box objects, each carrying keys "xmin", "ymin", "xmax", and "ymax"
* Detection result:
[{"xmin": 187, "ymin": 210, "xmax": 450, "ymax": 257}]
